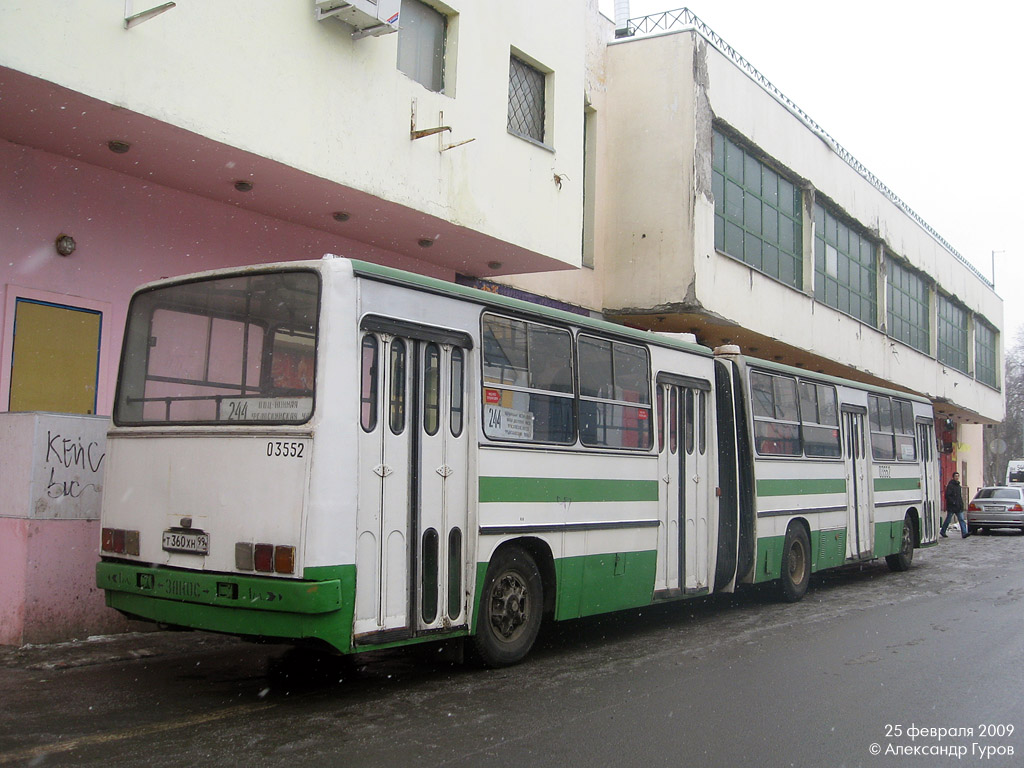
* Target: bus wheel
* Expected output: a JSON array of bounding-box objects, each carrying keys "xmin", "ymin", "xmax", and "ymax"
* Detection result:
[
  {"xmin": 472, "ymin": 547, "xmax": 543, "ymax": 667},
  {"xmin": 779, "ymin": 523, "xmax": 810, "ymax": 602},
  {"xmin": 885, "ymin": 514, "xmax": 915, "ymax": 572}
]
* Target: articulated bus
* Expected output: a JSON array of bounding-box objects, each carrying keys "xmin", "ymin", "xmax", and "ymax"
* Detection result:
[{"xmin": 96, "ymin": 256, "xmax": 940, "ymax": 665}]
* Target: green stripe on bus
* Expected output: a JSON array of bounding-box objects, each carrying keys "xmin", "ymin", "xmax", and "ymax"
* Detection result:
[
  {"xmin": 478, "ymin": 476, "xmax": 660, "ymax": 503},
  {"xmin": 756, "ymin": 478, "xmax": 846, "ymax": 497},
  {"xmin": 873, "ymin": 477, "xmax": 921, "ymax": 492}
]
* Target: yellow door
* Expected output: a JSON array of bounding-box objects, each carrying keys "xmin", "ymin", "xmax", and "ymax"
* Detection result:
[{"xmin": 9, "ymin": 299, "xmax": 101, "ymax": 414}]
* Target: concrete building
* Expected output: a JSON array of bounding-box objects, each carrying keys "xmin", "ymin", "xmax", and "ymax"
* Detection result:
[
  {"xmin": 510, "ymin": 7, "xmax": 1002, "ymax": 490},
  {"xmin": 0, "ymin": 0, "xmax": 589, "ymax": 644},
  {"xmin": 0, "ymin": 2, "xmax": 1001, "ymax": 643}
]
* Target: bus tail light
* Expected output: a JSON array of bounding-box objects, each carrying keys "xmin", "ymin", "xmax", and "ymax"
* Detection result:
[
  {"xmin": 101, "ymin": 527, "xmax": 140, "ymax": 556},
  {"xmin": 236, "ymin": 542, "xmax": 295, "ymax": 574},
  {"xmin": 254, "ymin": 544, "xmax": 274, "ymax": 572},
  {"xmin": 274, "ymin": 545, "xmax": 295, "ymax": 574}
]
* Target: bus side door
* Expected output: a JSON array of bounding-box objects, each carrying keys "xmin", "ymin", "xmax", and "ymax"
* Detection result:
[
  {"xmin": 842, "ymin": 408, "xmax": 874, "ymax": 559},
  {"xmin": 656, "ymin": 376, "xmax": 711, "ymax": 596},
  {"xmin": 354, "ymin": 323, "xmax": 471, "ymax": 643}
]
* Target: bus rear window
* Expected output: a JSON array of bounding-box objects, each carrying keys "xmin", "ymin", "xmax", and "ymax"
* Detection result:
[{"xmin": 114, "ymin": 271, "xmax": 319, "ymax": 425}]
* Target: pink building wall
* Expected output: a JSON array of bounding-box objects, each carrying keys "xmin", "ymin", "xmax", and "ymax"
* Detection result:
[
  {"xmin": 0, "ymin": 139, "xmax": 450, "ymax": 644},
  {"xmin": 0, "ymin": 139, "xmax": 450, "ymax": 417},
  {"xmin": 0, "ymin": 517, "xmax": 140, "ymax": 645}
]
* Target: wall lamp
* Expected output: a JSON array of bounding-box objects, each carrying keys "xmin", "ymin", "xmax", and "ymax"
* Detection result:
[{"xmin": 55, "ymin": 234, "xmax": 76, "ymax": 257}]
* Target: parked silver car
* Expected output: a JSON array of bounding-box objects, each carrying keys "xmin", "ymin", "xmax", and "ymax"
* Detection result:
[{"xmin": 966, "ymin": 487, "xmax": 1024, "ymax": 534}]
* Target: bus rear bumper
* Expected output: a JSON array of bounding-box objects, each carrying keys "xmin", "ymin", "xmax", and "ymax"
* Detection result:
[{"xmin": 96, "ymin": 561, "xmax": 355, "ymax": 652}]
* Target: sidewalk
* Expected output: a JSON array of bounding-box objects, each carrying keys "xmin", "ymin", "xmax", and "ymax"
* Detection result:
[{"xmin": 0, "ymin": 629, "xmax": 244, "ymax": 671}]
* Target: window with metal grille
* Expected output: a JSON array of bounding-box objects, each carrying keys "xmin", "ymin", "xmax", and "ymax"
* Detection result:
[
  {"xmin": 936, "ymin": 293, "xmax": 968, "ymax": 373},
  {"xmin": 975, "ymin": 320, "xmax": 998, "ymax": 388},
  {"xmin": 814, "ymin": 203, "xmax": 877, "ymax": 327},
  {"xmin": 886, "ymin": 256, "xmax": 930, "ymax": 354},
  {"xmin": 508, "ymin": 54, "xmax": 546, "ymax": 143},
  {"xmin": 712, "ymin": 128, "xmax": 803, "ymax": 289},
  {"xmin": 396, "ymin": 0, "xmax": 446, "ymax": 93}
]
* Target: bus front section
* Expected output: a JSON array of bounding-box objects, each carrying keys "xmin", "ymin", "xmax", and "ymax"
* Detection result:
[{"xmin": 96, "ymin": 268, "xmax": 352, "ymax": 651}]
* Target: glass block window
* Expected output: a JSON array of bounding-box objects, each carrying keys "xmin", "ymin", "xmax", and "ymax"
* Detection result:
[
  {"xmin": 936, "ymin": 293, "xmax": 968, "ymax": 373},
  {"xmin": 886, "ymin": 257, "xmax": 930, "ymax": 353},
  {"xmin": 814, "ymin": 204, "xmax": 877, "ymax": 326},
  {"xmin": 397, "ymin": 0, "xmax": 447, "ymax": 93},
  {"xmin": 508, "ymin": 55, "xmax": 546, "ymax": 143},
  {"xmin": 975, "ymin": 320, "xmax": 998, "ymax": 388},
  {"xmin": 712, "ymin": 129, "xmax": 803, "ymax": 289}
]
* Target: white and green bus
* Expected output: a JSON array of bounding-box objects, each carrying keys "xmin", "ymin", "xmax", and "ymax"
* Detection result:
[{"xmin": 96, "ymin": 256, "xmax": 940, "ymax": 665}]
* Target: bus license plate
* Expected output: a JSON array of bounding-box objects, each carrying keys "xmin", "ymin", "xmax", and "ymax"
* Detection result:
[{"xmin": 162, "ymin": 530, "xmax": 210, "ymax": 555}]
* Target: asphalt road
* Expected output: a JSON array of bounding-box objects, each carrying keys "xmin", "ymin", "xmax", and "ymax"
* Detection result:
[{"xmin": 2, "ymin": 529, "xmax": 1022, "ymax": 768}]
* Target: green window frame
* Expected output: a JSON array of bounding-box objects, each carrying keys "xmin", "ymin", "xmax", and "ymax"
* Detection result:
[
  {"xmin": 814, "ymin": 203, "xmax": 877, "ymax": 327},
  {"xmin": 712, "ymin": 128, "xmax": 803, "ymax": 289},
  {"xmin": 886, "ymin": 257, "xmax": 930, "ymax": 354},
  {"xmin": 936, "ymin": 293, "xmax": 968, "ymax": 373},
  {"xmin": 975, "ymin": 320, "xmax": 998, "ymax": 388}
]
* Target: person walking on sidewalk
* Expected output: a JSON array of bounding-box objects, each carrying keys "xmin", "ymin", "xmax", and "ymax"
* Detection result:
[{"xmin": 940, "ymin": 472, "xmax": 968, "ymax": 538}]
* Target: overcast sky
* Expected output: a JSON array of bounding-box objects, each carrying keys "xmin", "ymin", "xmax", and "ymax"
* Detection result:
[{"xmin": 599, "ymin": 0, "xmax": 1022, "ymax": 343}]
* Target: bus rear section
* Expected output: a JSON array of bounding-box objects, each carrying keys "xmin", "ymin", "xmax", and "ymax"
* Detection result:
[{"xmin": 96, "ymin": 267, "xmax": 354, "ymax": 651}]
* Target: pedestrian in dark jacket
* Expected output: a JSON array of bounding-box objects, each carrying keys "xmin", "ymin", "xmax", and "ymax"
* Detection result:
[{"xmin": 940, "ymin": 472, "xmax": 968, "ymax": 538}]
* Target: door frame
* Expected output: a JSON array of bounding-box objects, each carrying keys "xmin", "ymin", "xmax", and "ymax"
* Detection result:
[
  {"xmin": 353, "ymin": 316, "xmax": 472, "ymax": 645},
  {"xmin": 841, "ymin": 406, "xmax": 874, "ymax": 559}
]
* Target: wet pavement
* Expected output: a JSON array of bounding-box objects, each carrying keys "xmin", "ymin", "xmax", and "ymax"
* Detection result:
[{"xmin": 2, "ymin": 529, "xmax": 1022, "ymax": 767}]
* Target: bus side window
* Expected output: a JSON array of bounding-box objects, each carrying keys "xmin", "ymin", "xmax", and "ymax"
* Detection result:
[
  {"xmin": 424, "ymin": 343, "xmax": 440, "ymax": 436},
  {"xmin": 360, "ymin": 335, "xmax": 378, "ymax": 432},
  {"xmin": 389, "ymin": 339, "xmax": 406, "ymax": 435},
  {"xmin": 657, "ymin": 386, "xmax": 665, "ymax": 453},
  {"xmin": 684, "ymin": 388, "xmax": 695, "ymax": 455},
  {"xmin": 698, "ymin": 390, "xmax": 707, "ymax": 455},
  {"xmin": 451, "ymin": 348, "xmax": 464, "ymax": 437},
  {"xmin": 669, "ymin": 387, "xmax": 678, "ymax": 454}
]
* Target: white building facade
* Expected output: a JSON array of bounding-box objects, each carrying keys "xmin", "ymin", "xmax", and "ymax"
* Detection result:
[{"xmin": 0, "ymin": 2, "xmax": 1002, "ymax": 642}]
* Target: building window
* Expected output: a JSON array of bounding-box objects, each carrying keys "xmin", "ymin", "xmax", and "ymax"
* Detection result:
[
  {"xmin": 712, "ymin": 128, "xmax": 803, "ymax": 289},
  {"xmin": 397, "ymin": 0, "xmax": 447, "ymax": 93},
  {"xmin": 886, "ymin": 256, "xmax": 930, "ymax": 354},
  {"xmin": 936, "ymin": 293, "xmax": 968, "ymax": 373},
  {"xmin": 975, "ymin": 320, "xmax": 998, "ymax": 388},
  {"xmin": 508, "ymin": 54, "xmax": 546, "ymax": 144},
  {"xmin": 814, "ymin": 203, "xmax": 877, "ymax": 327}
]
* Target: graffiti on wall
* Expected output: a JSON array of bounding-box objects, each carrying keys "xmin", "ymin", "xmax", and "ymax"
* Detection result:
[{"xmin": 30, "ymin": 415, "xmax": 108, "ymax": 520}]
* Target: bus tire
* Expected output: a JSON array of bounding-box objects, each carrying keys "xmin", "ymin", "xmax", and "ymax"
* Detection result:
[
  {"xmin": 885, "ymin": 514, "xmax": 915, "ymax": 572},
  {"xmin": 472, "ymin": 546, "xmax": 543, "ymax": 667},
  {"xmin": 779, "ymin": 523, "xmax": 810, "ymax": 602}
]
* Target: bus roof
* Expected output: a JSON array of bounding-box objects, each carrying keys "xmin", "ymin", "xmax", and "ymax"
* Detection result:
[
  {"xmin": 744, "ymin": 356, "xmax": 932, "ymax": 405},
  {"xmin": 347, "ymin": 259, "xmax": 715, "ymax": 357}
]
